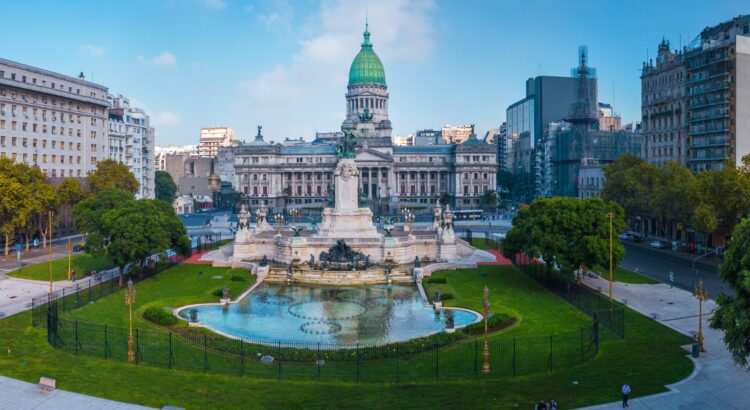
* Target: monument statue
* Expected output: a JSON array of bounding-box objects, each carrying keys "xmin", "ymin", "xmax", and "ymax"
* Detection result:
[
  {"xmin": 189, "ymin": 308, "xmax": 198, "ymax": 323},
  {"xmin": 414, "ymin": 256, "xmax": 422, "ymax": 268},
  {"xmin": 259, "ymin": 255, "xmax": 268, "ymax": 267},
  {"xmin": 358, "ymin": 107, "xmax": 373, "ymax": 123},
  {"xmin": 358, "ymin": 187, "xmax": 368, "ymax": 207},
  {"xmin": 326, "ymin": 182, "xmax": 335, "ymax": 207},
  {"xmin": 337, "ymin": 130, "xmax": 358, "ymax": 159}
]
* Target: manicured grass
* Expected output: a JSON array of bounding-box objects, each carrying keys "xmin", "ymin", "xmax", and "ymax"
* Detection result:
[
  {"xmin": 8, "ymin": 253, "xmax": 114, "ymax": 282},
  {"xmin": 0, "ymin": 263, "xmax": 693, "ymax": 409},
  {"xmin": 66, "ymin": 264, "xmax": 254, "ymax": 328},
  {"xmin": 593, "ymin": 265, "xmax": 660, "ymax": 285},
  {"xmin": 461, "ymin": 237, "xmax": 498, "ymax": 251}
]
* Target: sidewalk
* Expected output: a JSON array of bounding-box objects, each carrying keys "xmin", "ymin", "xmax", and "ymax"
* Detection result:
[
  {"xmin": 0, "ymin": 375, "xmax": 153, "ymax": 409},
  {"xmin": 575, "ymin": 276, "xmax": 748, "ymax": 410}
]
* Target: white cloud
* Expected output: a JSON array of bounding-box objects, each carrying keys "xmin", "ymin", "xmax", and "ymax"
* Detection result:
[
  {"xmin": 79, "ymin": 44, "xmax": 105, "ymax": 57},
  {"xmin": 256, "ymin": 0, "xmax": 294, "ymax": 31},
  {"xmin": 152, "ymin": 112, "xmax": 182, "ymax": 127},
  {"xmin": 238, "ymin": 0, "xmax": 436, "ymax": 139},
  {"xmin": 198, "ymin": 0, "xmax": 225, "ymax": 10},
  {"xmin": 138, "ymin": 51, "xmax": 177, "ymax": 68},
  {"xmin": 128, "ymin": 98, "xmax": 182, "ymax": 128}
]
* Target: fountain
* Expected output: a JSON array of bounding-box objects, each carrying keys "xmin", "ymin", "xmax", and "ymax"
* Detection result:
[{"xmin": 213, "ymin": 129, "xmax": 485, "ymax": 285}]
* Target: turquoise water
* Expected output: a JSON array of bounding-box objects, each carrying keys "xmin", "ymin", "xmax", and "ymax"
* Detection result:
[{"xmin": 178, "ymin": 284, "xmax": 480, "ymax": 345}]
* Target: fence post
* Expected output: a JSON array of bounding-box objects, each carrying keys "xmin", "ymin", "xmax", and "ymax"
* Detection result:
[
  {"xmin": 104, "ymin": 324, "xmax": 108, "ymax": 359},
  {"xmin": 239, "ymin": 340, "xmax": 244, "ymax": 377},
  {"xmin": 621, "ymin": 307, "xmax": 625, "ymax": 339},
  {"xmin": 76, "ymin": 284, "xmax": 80, "ymax": 307},
  {"xmin": 62, "ymin": 289, "xmax": 66, "ymax": 312},
  {"xmin": 435, "ymin": 340, "xmax": 439, "ymax": 382},
  {"xmin": 395, "ymin": 343, "xmax": 399, "ymax": 384},
  {"xmin": 474, "ymin": 339, "xmax": 478, "ymax": 380},
  {"xmin": 134, "ymin": 328, "xmax": 140, "ymax": 365},
  {"xmin": 356, "ymin": 343, "xmax": 360, "ymax": 383},
  {"xmin": 512, "ymin": 338, "xmax": 517, "ymax": 377},
  {"xmin": 316, "ymin": 342, "xmax": 321, "ymax": 382},
  {"xmin": 580, "ymin": 328, "xmax": 584, "ymax": 364},
  {"xmin": 75, "ymin": 320, "xmax": 79, "ymax": 355},
  {"xmin": 169, "ymin": 332, "xmax": 173, "ymax": 369},
  {"xmin": 203, "ymin": 335, "xmax": 208, "ymax": 372},
  {"xmin": 277, "ymin": 341, "xmax": 282, "ymax": 380},
  {"xmin": 548, "ymin": 335, "xmax": 553, "ymax": 370},
  {"xmin": 88, "ymin": 283, "xmax": 92, "ymax": 303}
]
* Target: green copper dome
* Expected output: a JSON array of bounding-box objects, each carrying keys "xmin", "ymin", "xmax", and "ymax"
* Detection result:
[{"xmin": 348, "ymin": 25, "xmax": 386, "ymax": 86}]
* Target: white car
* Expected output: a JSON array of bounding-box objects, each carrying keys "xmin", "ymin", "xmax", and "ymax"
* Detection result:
[{"xmin": 650, "ymin": 240, "xmax": 666, "ymax": 249}]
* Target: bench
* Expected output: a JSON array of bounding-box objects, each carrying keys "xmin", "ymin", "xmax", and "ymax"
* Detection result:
[{"xmin": 38, "ymin": 377, "xmax": 56, "ymax": 392}]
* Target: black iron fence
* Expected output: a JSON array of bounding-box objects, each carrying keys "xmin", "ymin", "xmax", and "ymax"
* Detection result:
[
  {"xmin": 43, "ymin": 305, "xmax": 599, "ymax": 383},
  {"xmin": 513, "ymin": 254, "xmax": 626, "ymax": 338},
  {"xmin": 31, "ymin": 254, "xmax": 187, "ymax": 327}
]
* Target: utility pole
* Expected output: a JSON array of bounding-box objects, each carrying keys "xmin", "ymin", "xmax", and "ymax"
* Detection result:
[
  {"xmin": 48, "ymin": 211, "xmax": 54, "ymax": 296},
  {"xmin": 606, "ymin": 212, "xmax": 614, "ymax": 305}
]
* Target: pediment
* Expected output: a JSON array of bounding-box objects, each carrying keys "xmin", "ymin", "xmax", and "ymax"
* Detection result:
[{"xmin": 355, "ymin": 148, "xmax": 392, "ymax": 162}]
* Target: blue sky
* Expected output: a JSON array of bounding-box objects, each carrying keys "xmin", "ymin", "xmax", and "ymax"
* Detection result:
[{"xmin": 1, "ymin": 0, "xmax": 747, "ymax": 145}]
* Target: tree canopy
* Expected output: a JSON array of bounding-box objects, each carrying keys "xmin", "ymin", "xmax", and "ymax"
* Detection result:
[
  {"xmin": 711, "ymin": 218, "xmax": 750, "ymax": 366},
  {"xmin": 86, "ymin": 159, "xmax": 139, "ymax": 196},
  {"xmin": 155, "ymin": 170, "xmax": 177, "ymax": 204},
  {"xmin": 502, "ymin": 196, "xmax": 625, "ymax": 276},
  {"xmin": 72, "ymin": 189, "xmax": 189, "ymax": 285}
]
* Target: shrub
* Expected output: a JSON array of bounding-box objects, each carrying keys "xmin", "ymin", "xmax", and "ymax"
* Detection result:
[
  {"xmin": 425, "ymin": 277, "xmax": 447, "ymax": 284},
  {"xmin": 440, "ymin": 293, "xmax": 454, "ymax": 301},
  {"xmin": 462, "ymin": 313, "xmax": 512, "ymax": 334},
  {"xmin": 143, "ymin": 307, "xmax": 178, "ymax": 326},
  {"xmin": 230, "ymin": 275, "xmax": 246, "ymax": 282}
]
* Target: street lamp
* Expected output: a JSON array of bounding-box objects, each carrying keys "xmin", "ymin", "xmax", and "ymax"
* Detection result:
[
  {"xmin": 606, "ymin": 212, "xmax": 614, "ymax": 305},
  {"xmin": 67, "ymin": 239, "xmax": 72, "ymax": 281},
  {"xmin": 124, "ymin": 279, "xmax": 137, "ymax": 362},
  {"xmin": 694, "ymin": 279, "xmax": 708, "ymax": 352},
  {"xmin": 48, "ymin": 211, "xmax": 54, "ymax": 296},
  {"xmin": 482, "ymin": 285, "xmax": 490, "ymax": 374},
  {"xmin": 692, "ymin": 249, "xmax": 717, "ymax": 290},
  {"xmin": 274, "ymin": 213, "xmax": 284, "ymax": 235}
]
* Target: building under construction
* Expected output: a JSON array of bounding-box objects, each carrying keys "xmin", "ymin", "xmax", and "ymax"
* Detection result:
[{"xmin": 540, "ymin": 46, "xmax": 642, "ymax": 198}]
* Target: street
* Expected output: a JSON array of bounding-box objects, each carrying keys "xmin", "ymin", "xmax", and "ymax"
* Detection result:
[{"xmin": 621, "ymin": 242, "xmax": 727, "ymax": 296}]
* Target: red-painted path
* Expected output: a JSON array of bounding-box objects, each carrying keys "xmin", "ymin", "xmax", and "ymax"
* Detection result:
[
  {"xmin": 477, "ymin": 249, "xmax": 513, "ymax": 265},
  {"xmin": 183, "ymin": 250, "xmax": 214, "ymax": 265}
]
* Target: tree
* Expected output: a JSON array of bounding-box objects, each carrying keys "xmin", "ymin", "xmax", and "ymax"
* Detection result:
[
  {"xmin": 0, "ymin": 158, "xmax": 56, "ymax": 249},
  {"xmin": 502, "ymin": 197, "xmax": 625, "ymax": 276},
  {"xmin": 654, "ymin": 161, "xmax": 696, "ymax": 238},
  {"xmin": 440, "ymin": 192, "xmax": 452, "ymax": 206},
  {"xmin": 710, "ymin": 218, "xmax": 750, "ymax": 366},
  {"xmin": 58, "ymin": 177, "xmax": 86, "ymax": 205},
  {"xmin": 0, "ymin": 175, "xmax": 32, "ymax": 255},
  {"xmin": 602, "ymin": 154, "xmax": 660, "ymax": 232},
  {"xmin": 482, "ymin": 190, "xmax": 498, "ymax": 210},
  {"xmin": 73, "ymin": 190, "xmax": 189, "ymax": 286},
  {"xmin": 691, "ymin": 164, "xmax": 750, "ymax": 246},
  {"xmin": 155, "ymin": 171, "xmax": 177, "ymax": 204},
  {"xmin": 86, "ymin": 159, "xmax": 139, "ymax": 196}
]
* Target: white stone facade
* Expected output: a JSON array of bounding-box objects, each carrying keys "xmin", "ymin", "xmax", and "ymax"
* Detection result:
[
  {"xmin": 199, "ymin": 127, "xmax": 235, "ymax": 158},
  {"xmin": 0, "ymin": 58, "xmax": 109, "ymax": 178},
  {"xmin": 108, "ymin": 95, "xmax": 155, "ymax": 199}
]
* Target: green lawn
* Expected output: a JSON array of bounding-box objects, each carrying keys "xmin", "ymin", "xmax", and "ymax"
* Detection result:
[
  {"xmin": 9, "ymin": 253, "xmax": 114, "ymax": 281},
  {"xmin": 593, "ymin": 265, "xmax": 660, "ymax": 285},
  {"xmin": 461, "ymin": 237, "xmax": 498, "ymax": 251},
  {"xmin": 0, "ymin": 263, "xmax": 694, "ymax": 409}
]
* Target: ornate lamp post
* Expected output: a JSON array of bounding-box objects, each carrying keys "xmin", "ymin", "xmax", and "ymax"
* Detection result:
[
  {"xmin": 124, "ymin": 279, "xmax": 137, "ymax": 362},
  {"xmin": 606, "ymin": 212, "xmax": 614, "ymax": 306},
  {"xmin": 694, "ymin": 279, "xmax": 708, "ymax": 352},
  {"xmin": 275, "ymin": 213, "xmax": 284, "ymax": 235},
  {"xmin": 48, "ymin": 211, "xmax": 54, "ymax": 296},
  {"xmin": 67, "ymin": 239, "xmax": 72, "ymax": 281},
  {"xmin": 482, "ymin": 285, "xmax": 490, "ymax": 374},
  {"xmin": 290, "ymin": 208, "xmax": 300, "ymax": 225}
]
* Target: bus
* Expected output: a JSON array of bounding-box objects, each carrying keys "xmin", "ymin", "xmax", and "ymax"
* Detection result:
[{"xmin": 453, "ymin": 209, "xmax": 485, "ymax": 221}]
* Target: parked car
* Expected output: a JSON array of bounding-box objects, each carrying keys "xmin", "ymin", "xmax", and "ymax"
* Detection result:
[
  {"xmin": 650, "ymin": 240, "xmax": 666, "ymax": 249},
  {"xmin": 618, "ymin": 233, "xmax": 630, "ymax": 241},
  {"xmin": 73, "ymin": 244, "xmax": 84, "ymax": 252},
  {"xmin": 630, "ymin": 234, "xmax": 642, "ymax": 243}
]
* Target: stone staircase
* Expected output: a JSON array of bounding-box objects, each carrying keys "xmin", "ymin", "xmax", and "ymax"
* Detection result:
[{"xmin": 264, "ymin": 266, "xmax": 413, "ymax": 285}]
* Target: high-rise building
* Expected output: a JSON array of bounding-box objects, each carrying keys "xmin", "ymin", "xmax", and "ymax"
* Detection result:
[
  {"xmin": 641, "ymin": 38, "xmax": 687, "ymax": 166},
  {"xmin": 544, "ymin": 47, "xmax": 642, "ymax": 198},
  {"xmin": 107, "ymin": 95, "xmax": 155, "ymax": 199},
  {"xmin": 441, "ymin": 124, "xmax": 474, "ymax": 144},
  {"xmin": 685, "ymin": 15, "xmax": 750, "ymax": 172},
  {"xmin": 598, "ymin": 102, "xmax": 622, "ymax": 132},
  {"xmin": 199, "ymin": 127, "xmax": 236, "ymax": 158},
  {"xmin": 0, "ymin": 58, "xmax": 109, "ymax": 178},
  {"xmin": 414, "ymin": 129, "xmax": 442, "ymax": 146}
]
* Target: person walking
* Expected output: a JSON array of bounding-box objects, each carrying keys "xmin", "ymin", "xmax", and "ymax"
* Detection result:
[{"xmin": 621, "ymin": 383, "xmax": 631, "ymax": 407}]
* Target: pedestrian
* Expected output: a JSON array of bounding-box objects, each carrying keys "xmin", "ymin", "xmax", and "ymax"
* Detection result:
[
  {"xmin": 535, "ymin": 400, "xmax": 547, "ymax": 410},
  {"xmin": 669, "ymin": 270, "xmax": 675, "ymax": 288},
  {"xmin": 549, "ymin": 399, "xmax": 558, "ymax": 410},
  {"xmin": 622, "ymin": 383, "xmax": 631, "ymax": 407}
]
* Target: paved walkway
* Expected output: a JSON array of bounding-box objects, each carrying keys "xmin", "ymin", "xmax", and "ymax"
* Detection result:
[
  {"xmin": 576, "ymin": 276, "xmax": 749, "ymax": 410},
  {"xmin": 0, "ymin": 375, "xmax": 153, "ymax": 409}
]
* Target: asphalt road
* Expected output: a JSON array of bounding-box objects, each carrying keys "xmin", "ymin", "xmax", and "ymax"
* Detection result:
[{"xmin": 621, "ymin": 242, "xmax": 729, "ymax": 297}]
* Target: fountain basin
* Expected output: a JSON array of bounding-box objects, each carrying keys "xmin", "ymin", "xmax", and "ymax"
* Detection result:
[{"xmin": 175, "ymin": 284, "xmax": 481, "ymax": 345}]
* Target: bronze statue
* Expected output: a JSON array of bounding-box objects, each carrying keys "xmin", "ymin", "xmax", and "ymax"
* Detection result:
[{"xmin": 337, "ymin": 130, "xmax": 358, "ymax": 159}]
